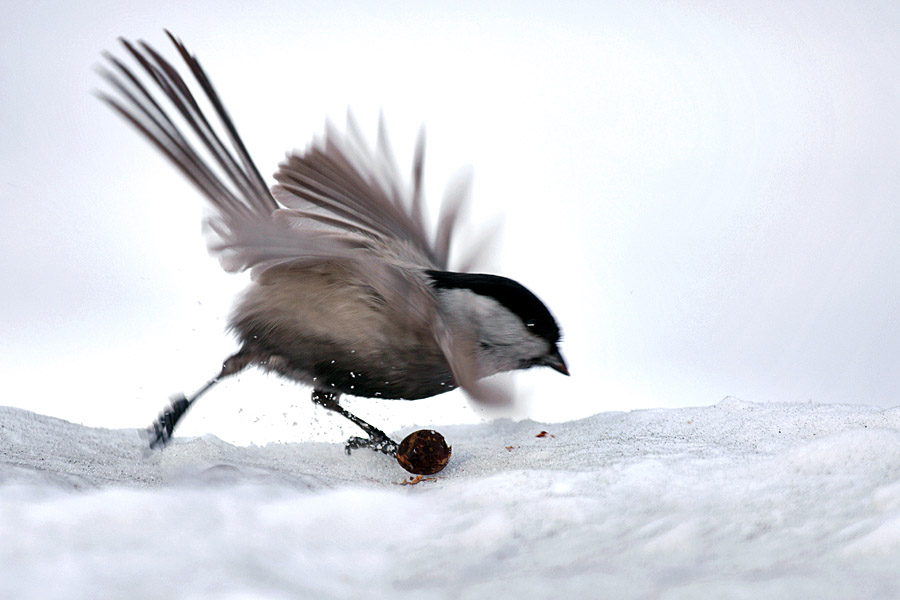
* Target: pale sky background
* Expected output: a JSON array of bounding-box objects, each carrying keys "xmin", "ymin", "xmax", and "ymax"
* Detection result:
[{"xmin": 2, "ymin": 1, "xmax": 900, "ymax": 444}]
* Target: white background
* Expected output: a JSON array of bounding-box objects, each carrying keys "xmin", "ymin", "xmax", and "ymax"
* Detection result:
[{"xmin": 2, "ymin": 1, "xmax": 900, "ymax": 444}]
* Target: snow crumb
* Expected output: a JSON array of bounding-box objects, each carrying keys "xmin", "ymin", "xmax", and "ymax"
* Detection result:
[{"xmin": 2, "ymin": 400, "xmax": 900, "ymax": 599}]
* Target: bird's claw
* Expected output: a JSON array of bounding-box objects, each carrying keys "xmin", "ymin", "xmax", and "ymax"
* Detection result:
[
  {"xmin": 345, "ymin": 435, "xmax": 398, "ymax": 457},
  {"xmin": 144, "ymin": 395, "xmax": 190, "ymax": 449}
]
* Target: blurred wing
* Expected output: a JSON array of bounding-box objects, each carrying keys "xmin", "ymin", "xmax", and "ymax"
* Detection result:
[
  {"xmin": 97, "ymin": 31, "xmax": 366, "ymax": 274},
  {"xmin": 273, "ymin": 114, "xmax": 468, "ymax": 271},
  {"xmin": 431, "ymin": 317, "xmax": 515, "ymax": 409}
]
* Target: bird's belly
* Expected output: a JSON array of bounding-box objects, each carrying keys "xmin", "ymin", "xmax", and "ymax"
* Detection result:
[
  {"xmin": 253, "ymin": 341, "xmax": 457, "ymax": 400},
  {"xmin": 308, "ymin": 354, "xmax": 457, "ymax": 400},
  {"xmin": 233, "ymin": 314, "xmax": 457, "ymax": 399}
]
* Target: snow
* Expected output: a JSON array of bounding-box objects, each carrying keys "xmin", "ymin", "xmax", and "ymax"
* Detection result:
[{"xmin": 3, "ymin": 400, "xmax": 900, "ymax": 599}]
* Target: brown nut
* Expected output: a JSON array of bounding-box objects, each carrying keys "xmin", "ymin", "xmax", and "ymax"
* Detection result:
[{"xmin": 396, "ymin": 429, "xmax": 451, "ymax": 475}]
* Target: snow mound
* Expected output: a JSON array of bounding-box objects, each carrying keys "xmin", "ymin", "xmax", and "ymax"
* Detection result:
[{"xmin": 2, "ymin": 400, "xmax": 900, "ymax": 599}]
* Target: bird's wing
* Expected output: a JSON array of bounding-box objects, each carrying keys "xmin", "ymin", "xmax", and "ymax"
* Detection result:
[
  {"xmin": 272, "ymin": 112, "xmax": 470, "ymax": 271},
  {"xmin": 97, "ymin": 31, "xmax": 378, "ymax": 275},
  {"xmin": 98, "ymin": 31, "xmax": 471, "ymax": 276}
]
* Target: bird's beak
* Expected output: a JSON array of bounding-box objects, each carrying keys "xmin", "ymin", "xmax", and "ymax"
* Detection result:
[{"xmin": 543, "ymin": 347, "xmax": 569, "ymax": 376}]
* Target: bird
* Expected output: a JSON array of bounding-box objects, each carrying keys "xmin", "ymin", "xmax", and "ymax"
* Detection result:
[{"xmin": 97, "ymin": 31, "xmax": 568, "ymax": 456}]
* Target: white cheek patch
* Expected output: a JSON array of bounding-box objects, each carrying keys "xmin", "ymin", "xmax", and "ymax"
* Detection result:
[{"xmin": 440, "ymin": 289, "xmax": 548, "ymax": 373}]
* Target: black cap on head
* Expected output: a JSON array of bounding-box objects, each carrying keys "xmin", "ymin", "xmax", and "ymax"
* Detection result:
[{"xmin": 427, "ymin": 271, "xmax": 562, "ymax": 345}]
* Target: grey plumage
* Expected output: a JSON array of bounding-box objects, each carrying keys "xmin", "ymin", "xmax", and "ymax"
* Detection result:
[{"xmin": 98, "ymin": 31, "xmax": 567, "ymax": 452}]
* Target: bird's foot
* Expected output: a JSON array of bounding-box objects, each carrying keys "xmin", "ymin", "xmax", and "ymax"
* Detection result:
[
  {"xmin": 345, "ymin": 434, "xmax": 399, "ymax": 457},
  {"xmin": 143, "ymin": 394, "xmax": 191, "ymax": 449}
]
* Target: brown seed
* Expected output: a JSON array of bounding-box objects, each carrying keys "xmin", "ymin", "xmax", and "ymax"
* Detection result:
[{"xmin": 396, "ymin": 429, "xmax": 452, "ymax": 475}]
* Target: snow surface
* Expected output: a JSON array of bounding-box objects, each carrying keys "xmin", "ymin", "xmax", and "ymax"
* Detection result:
[{"xmin": 3, "ymin": 399, "xmax": 900, "ymax": 599}]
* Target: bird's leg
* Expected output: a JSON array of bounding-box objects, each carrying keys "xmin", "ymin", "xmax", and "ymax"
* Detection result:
[
  {"xmin": 145, "ymin": 350, "xmax": 254, "ymax": 449},
  {"xmin": 311, "ymin": 390, "xmax": 399, "ymax": 457}
]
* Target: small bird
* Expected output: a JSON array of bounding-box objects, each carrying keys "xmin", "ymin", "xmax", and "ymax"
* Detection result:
[{"xmin": 98, "ymin": 32, "xmax": 568, "ymax": 456}]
